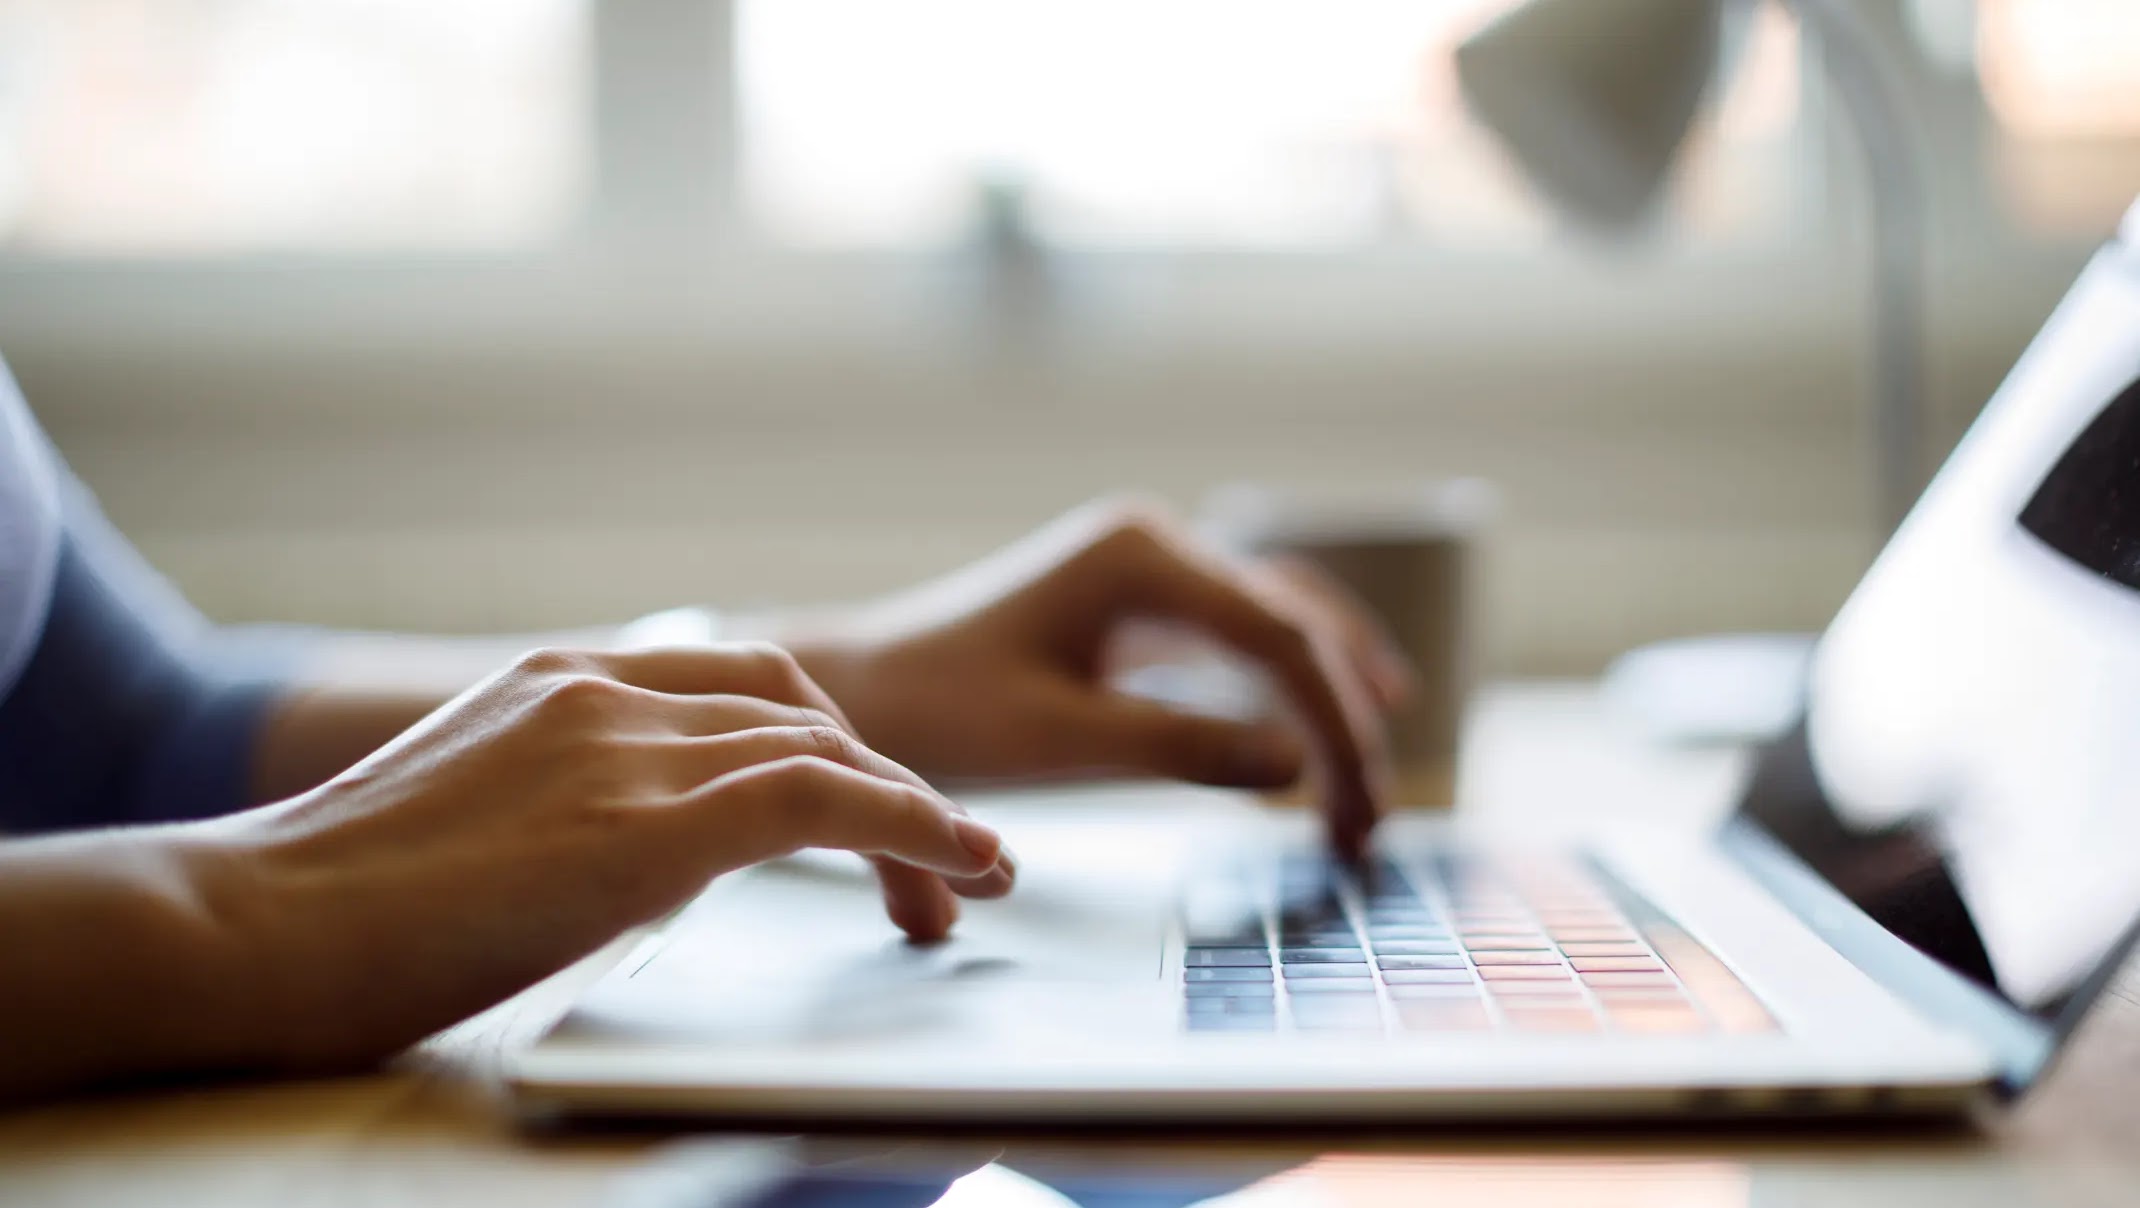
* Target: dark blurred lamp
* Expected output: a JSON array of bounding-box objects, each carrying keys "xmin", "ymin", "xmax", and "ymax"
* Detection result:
[
  {"xmin": 1457, "ymin": 0, "xmax": 1928, "ymax": 742},
  {"xmin": 1457, "ymin": 0, "xmax": 1727, "ymax": 235}
]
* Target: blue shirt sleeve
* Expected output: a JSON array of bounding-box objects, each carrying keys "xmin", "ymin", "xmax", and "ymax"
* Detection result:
[{"xmin": 0, "ymin": 468, "xmax": 306, "ymax": 833}]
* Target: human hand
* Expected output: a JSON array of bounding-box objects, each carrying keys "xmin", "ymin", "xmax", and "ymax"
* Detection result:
[
  {"xmin": 785, "ymin": 499, "xmax": 1407, "ymax": 858},
  {"xmin": 191, "ymin": 645, "xmax": 1010, "ymax": 1070}
]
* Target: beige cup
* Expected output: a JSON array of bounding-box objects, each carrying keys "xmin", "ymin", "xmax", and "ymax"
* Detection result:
[{"xmin": 1202, "ymin": 481, "xmax": 1492, "ymax": 800}]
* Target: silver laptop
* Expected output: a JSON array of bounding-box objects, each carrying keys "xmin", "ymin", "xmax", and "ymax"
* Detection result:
[{"xmin": 509, "ymin": 208, "xmax": 2140, "ymax": 1125}]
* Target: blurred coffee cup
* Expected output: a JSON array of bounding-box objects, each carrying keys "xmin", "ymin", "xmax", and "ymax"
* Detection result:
[{"xmin": 1200, "ymin": 480, "xmax": 1493, "ymax": 797}]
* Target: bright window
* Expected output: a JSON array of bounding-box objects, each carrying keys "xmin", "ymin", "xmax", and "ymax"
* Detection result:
[
  {"xmin": 738, "ymin": 0, "xmax": 1803, "ymax": 250},
  {"xmin": 1975, "ymin": 0, "xmax": 2140, "ymax": 236},
  {"xmin": 0, "ymin": 0, "xmax": 590, "ymax": 254}
]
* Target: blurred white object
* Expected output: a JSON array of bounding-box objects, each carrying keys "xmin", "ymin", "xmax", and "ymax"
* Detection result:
[
  {"xmin": 1459, "ymin": 0, "xmax": 1922, "ymax": 742},
  {"xmin": 1602, "ymin": 633, "xmax": 1815, "ymax": 745}
]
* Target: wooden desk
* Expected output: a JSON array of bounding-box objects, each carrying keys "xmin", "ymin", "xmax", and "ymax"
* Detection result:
[{"xmin": 5, "ymin": 683, "xmax": 2137, "ymax": 1207}]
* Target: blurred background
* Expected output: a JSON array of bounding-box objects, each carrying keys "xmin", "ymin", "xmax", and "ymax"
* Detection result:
[{"xmin": 1, "ymin": 0, "xmax": 2137, "ymax": 674}]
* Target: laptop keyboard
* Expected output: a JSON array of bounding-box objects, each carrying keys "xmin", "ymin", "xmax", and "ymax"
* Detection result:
[{"xmin": 1179, "ymin": 849, "xmax": 1777, "ymax": 1037}]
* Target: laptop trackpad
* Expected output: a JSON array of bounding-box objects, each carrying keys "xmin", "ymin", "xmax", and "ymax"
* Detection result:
[{"xmin": 556, "ymin": 814, "xmax": 1187, "ymax": 1047}]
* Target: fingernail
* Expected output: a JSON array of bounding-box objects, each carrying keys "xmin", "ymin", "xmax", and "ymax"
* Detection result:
[
  {"xmin": 990, "ymin": 846, "xmax": 1020, "ymax": 889},
  {"xmin": 1233, "ymin": 727, "xmax": 1306, "ymax": 784},
  {"xmin": 953, "ymin": 817, "xmax": 1002, "ymax": 864}
]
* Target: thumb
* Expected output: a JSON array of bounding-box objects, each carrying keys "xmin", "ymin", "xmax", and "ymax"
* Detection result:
[{"xmin": 1087, "ymin": 695, "xmax": 1308, "ymax": 789}]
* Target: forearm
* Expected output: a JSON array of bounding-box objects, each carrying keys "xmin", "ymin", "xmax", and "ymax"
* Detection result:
[{"xmin": 0, "ymin": 828, "xmax": 259, "ymax": 1102}]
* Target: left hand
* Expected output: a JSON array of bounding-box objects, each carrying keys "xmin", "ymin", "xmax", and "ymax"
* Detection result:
[{"xmin": 775, "ymin": 498, "xmax": 1410, "ymax": 857}]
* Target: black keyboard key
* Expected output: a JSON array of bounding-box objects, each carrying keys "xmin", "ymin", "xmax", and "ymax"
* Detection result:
[
  {"xmin": 1187, "ymin": 947, "xmax": 1271, "ymax": 968},
  {"xmin": 1184, "ymin": 922, "xmax": 1267, "ymax": 946},
  {"xmin": 1277, "ymin": 929, "xmax": 1362, "ymax": 948},
  {"xmin": 1185, "ymin": 966, "xmax": 1272, "ymax": 983},
  {"xmin": 1277, "ymin": 906, "xmax": 1349, "ymax": 931}
]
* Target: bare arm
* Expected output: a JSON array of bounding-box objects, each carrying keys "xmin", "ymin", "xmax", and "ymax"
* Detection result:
[
  {"xmin": 0, "ymin": 827, "xmax": 256, "ymax": 1102},
  {"xmin": 0, "ymin": 647, "xmax": 1009, "ymax": 1105}
]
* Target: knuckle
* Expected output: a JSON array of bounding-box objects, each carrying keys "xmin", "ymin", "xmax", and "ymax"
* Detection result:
[
  {"xmin": 537, "ymin": 670, "xmax": 627, "ymax": 720},
  {"xmin": 513, "ymin": 645, "xmax": 594, "ymax": 679},
  {"xmin": 794, "ymin": 724, "xmax": 861, "ymax": 766},
  {"xmin": 727, "ymin": 640, "xmax": 803, "ymax": 679},
  {"xmin": 785, "ymin": 705, "xmax": 842, "ymax": 734},
  {"xmin": 1097, "ymin": 494, "xmax": 1173, "ymax": 544},
  {"xmin": 766, "ymin": 756, "xmax": 839, "ymax": 830}
]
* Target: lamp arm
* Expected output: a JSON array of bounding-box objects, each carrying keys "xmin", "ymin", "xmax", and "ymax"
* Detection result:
[{"xmin": 1778, "ymin": 0, "xmax": 1928, "ymax": 533}]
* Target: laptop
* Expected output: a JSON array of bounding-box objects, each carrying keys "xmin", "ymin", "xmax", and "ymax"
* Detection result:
[{"xmin": 508, "ymin": 205, "xmax": 2140, "ymax": 1125}]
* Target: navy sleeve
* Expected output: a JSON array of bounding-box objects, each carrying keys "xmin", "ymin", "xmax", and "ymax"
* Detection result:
[{"xmin": 0, "ymin": 473, "xmax": 308, "ymax": 834}]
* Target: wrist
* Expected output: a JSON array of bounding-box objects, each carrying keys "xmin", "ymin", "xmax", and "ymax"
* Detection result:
[
  {"xmin": 166, "ymin": 818, "xmax": 319, "ymax": 1073},
  {"xmin": 0, "ymin": 827, "xmax": 283, "ymax": 1096}
]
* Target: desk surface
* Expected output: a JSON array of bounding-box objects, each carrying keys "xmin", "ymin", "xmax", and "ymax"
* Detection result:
[{"xmin": 6, "ymin": 682, "xmax": 2138, "ymax": 1208}]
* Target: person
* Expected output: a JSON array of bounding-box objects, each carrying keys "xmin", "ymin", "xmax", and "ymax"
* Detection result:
[{"xmin": 0, "ymin": 360, "xmax": 1407, "ymax": 1104}]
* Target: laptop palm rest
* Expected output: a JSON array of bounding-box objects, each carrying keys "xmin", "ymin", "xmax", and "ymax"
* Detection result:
[{"xmin": 549, "ymin": 813, "xmax": 1189, "ymax": 1051}]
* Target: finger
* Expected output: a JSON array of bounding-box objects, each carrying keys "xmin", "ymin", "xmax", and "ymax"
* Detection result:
[
  {"xmin": 1104, "ymin": 525, "xmax": 1391, "ymax": 857},
  {"xmin": 1069, "ymin": 692, "xmax": 1308, "ymax": 790},
  {"xmin": 593, "ymin": 643, "xmax": 855, "ymax": 730},
  {"xmin": 1257, "ymin": 556, "xmax": 1416, "ymax": 709},
  {"xmin": 868, "ymin": 853, "xmax": 962, "ymax": 942},
  {"xmin": 662, "ymin": 726, "xmax": 1016, "ymax": 913},
  {"xmin": 656, "ymin": 694, "xmax": 849, "ymax": 743},
  {"xmin": 690, "ymin": 755, "xmax": 1003, "ymax": 880}
]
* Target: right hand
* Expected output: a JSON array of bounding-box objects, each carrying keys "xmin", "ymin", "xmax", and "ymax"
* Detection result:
[{"xmin": 191, "ymin": 645, "xmax": 1011, "ymax": 1071}]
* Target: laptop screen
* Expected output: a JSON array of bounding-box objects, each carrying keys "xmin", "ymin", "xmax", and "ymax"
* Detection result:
[{"xmin": 1737, "ymin": 212, "xmax": 2140, "ymax": 1058}]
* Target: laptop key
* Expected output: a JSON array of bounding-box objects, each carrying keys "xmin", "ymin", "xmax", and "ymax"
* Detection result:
[
  {"xmin": 1487, "ymin": 980, "xmax": 1584, "ymax": 998},
  {"xmin": 1185, "ymin": 996, "xmax": 1277, "ymax": 1016},
  {"xmin": 1185, "ymin": 966, "xmax": 1273, "ymax": 983},
  {"xmin": 1470, "ymin": 950, "xmax": 1563, "ymax": 965},
  {"xmin": 1282, "ymin": 963, "xmax": 1373, "ymax": 979},
  {"xmin": 1395, "ymin": 1003, "xmax": 1492, "ymax": 1031},
  {"xmin": 1478, "ymin": 965, "xmax": 1572, "ymax": 981},
  {"xmin": 1294, "ymin": 1016, "xmax": 1385, "ymax": 1033},
  {"xmin": 1365, "ymin": 924, "xmax": 1450, "ymax": 940},
  {"xmin": 1285, "ymin": 978, "xmax": 1378, "ymax": 994},
  {"xmin": 1280, "ymin": 947, "xmax": 1368, "ymax": 963},
  {"xmin": 1184, "ymin": 981, "xmax": 1277, "ymax": 998},
  {"xmin": 1385, "ymin": 982, "xmax": 1483, "ymax": 1000},
  {"xmin": 1375, "ymin": 955, "xmax": 1467, "ymax": 971},
  {"xmin": 1186, "ymin": 1014, "xmax": 1277, "ymax": 1032},
  {"xmin": 1462, "ymin": 934, "xmax": 1553, "ymax": 950},
  {"xmin": 1570, "ymin": 956, "xmax": 1665, "ymax": 973},
  {"xmin": 1369, "ymin": 940, "xmax": 1460, "ymax": 956},
  {"xmin": 1187, "ymin": 948, "xmax": 1272, "ymax": 968},
  {"xmin": 1278, "ymin": 929, "xmax": 1361, "ymax": 948},
  {"xmin": 1558, "ymin": 942, "xmax": 1651, "ymax": 958},
  {"xmin": 1379, "ymin": 968, "xmax": 1475, "ymax": 985}
]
